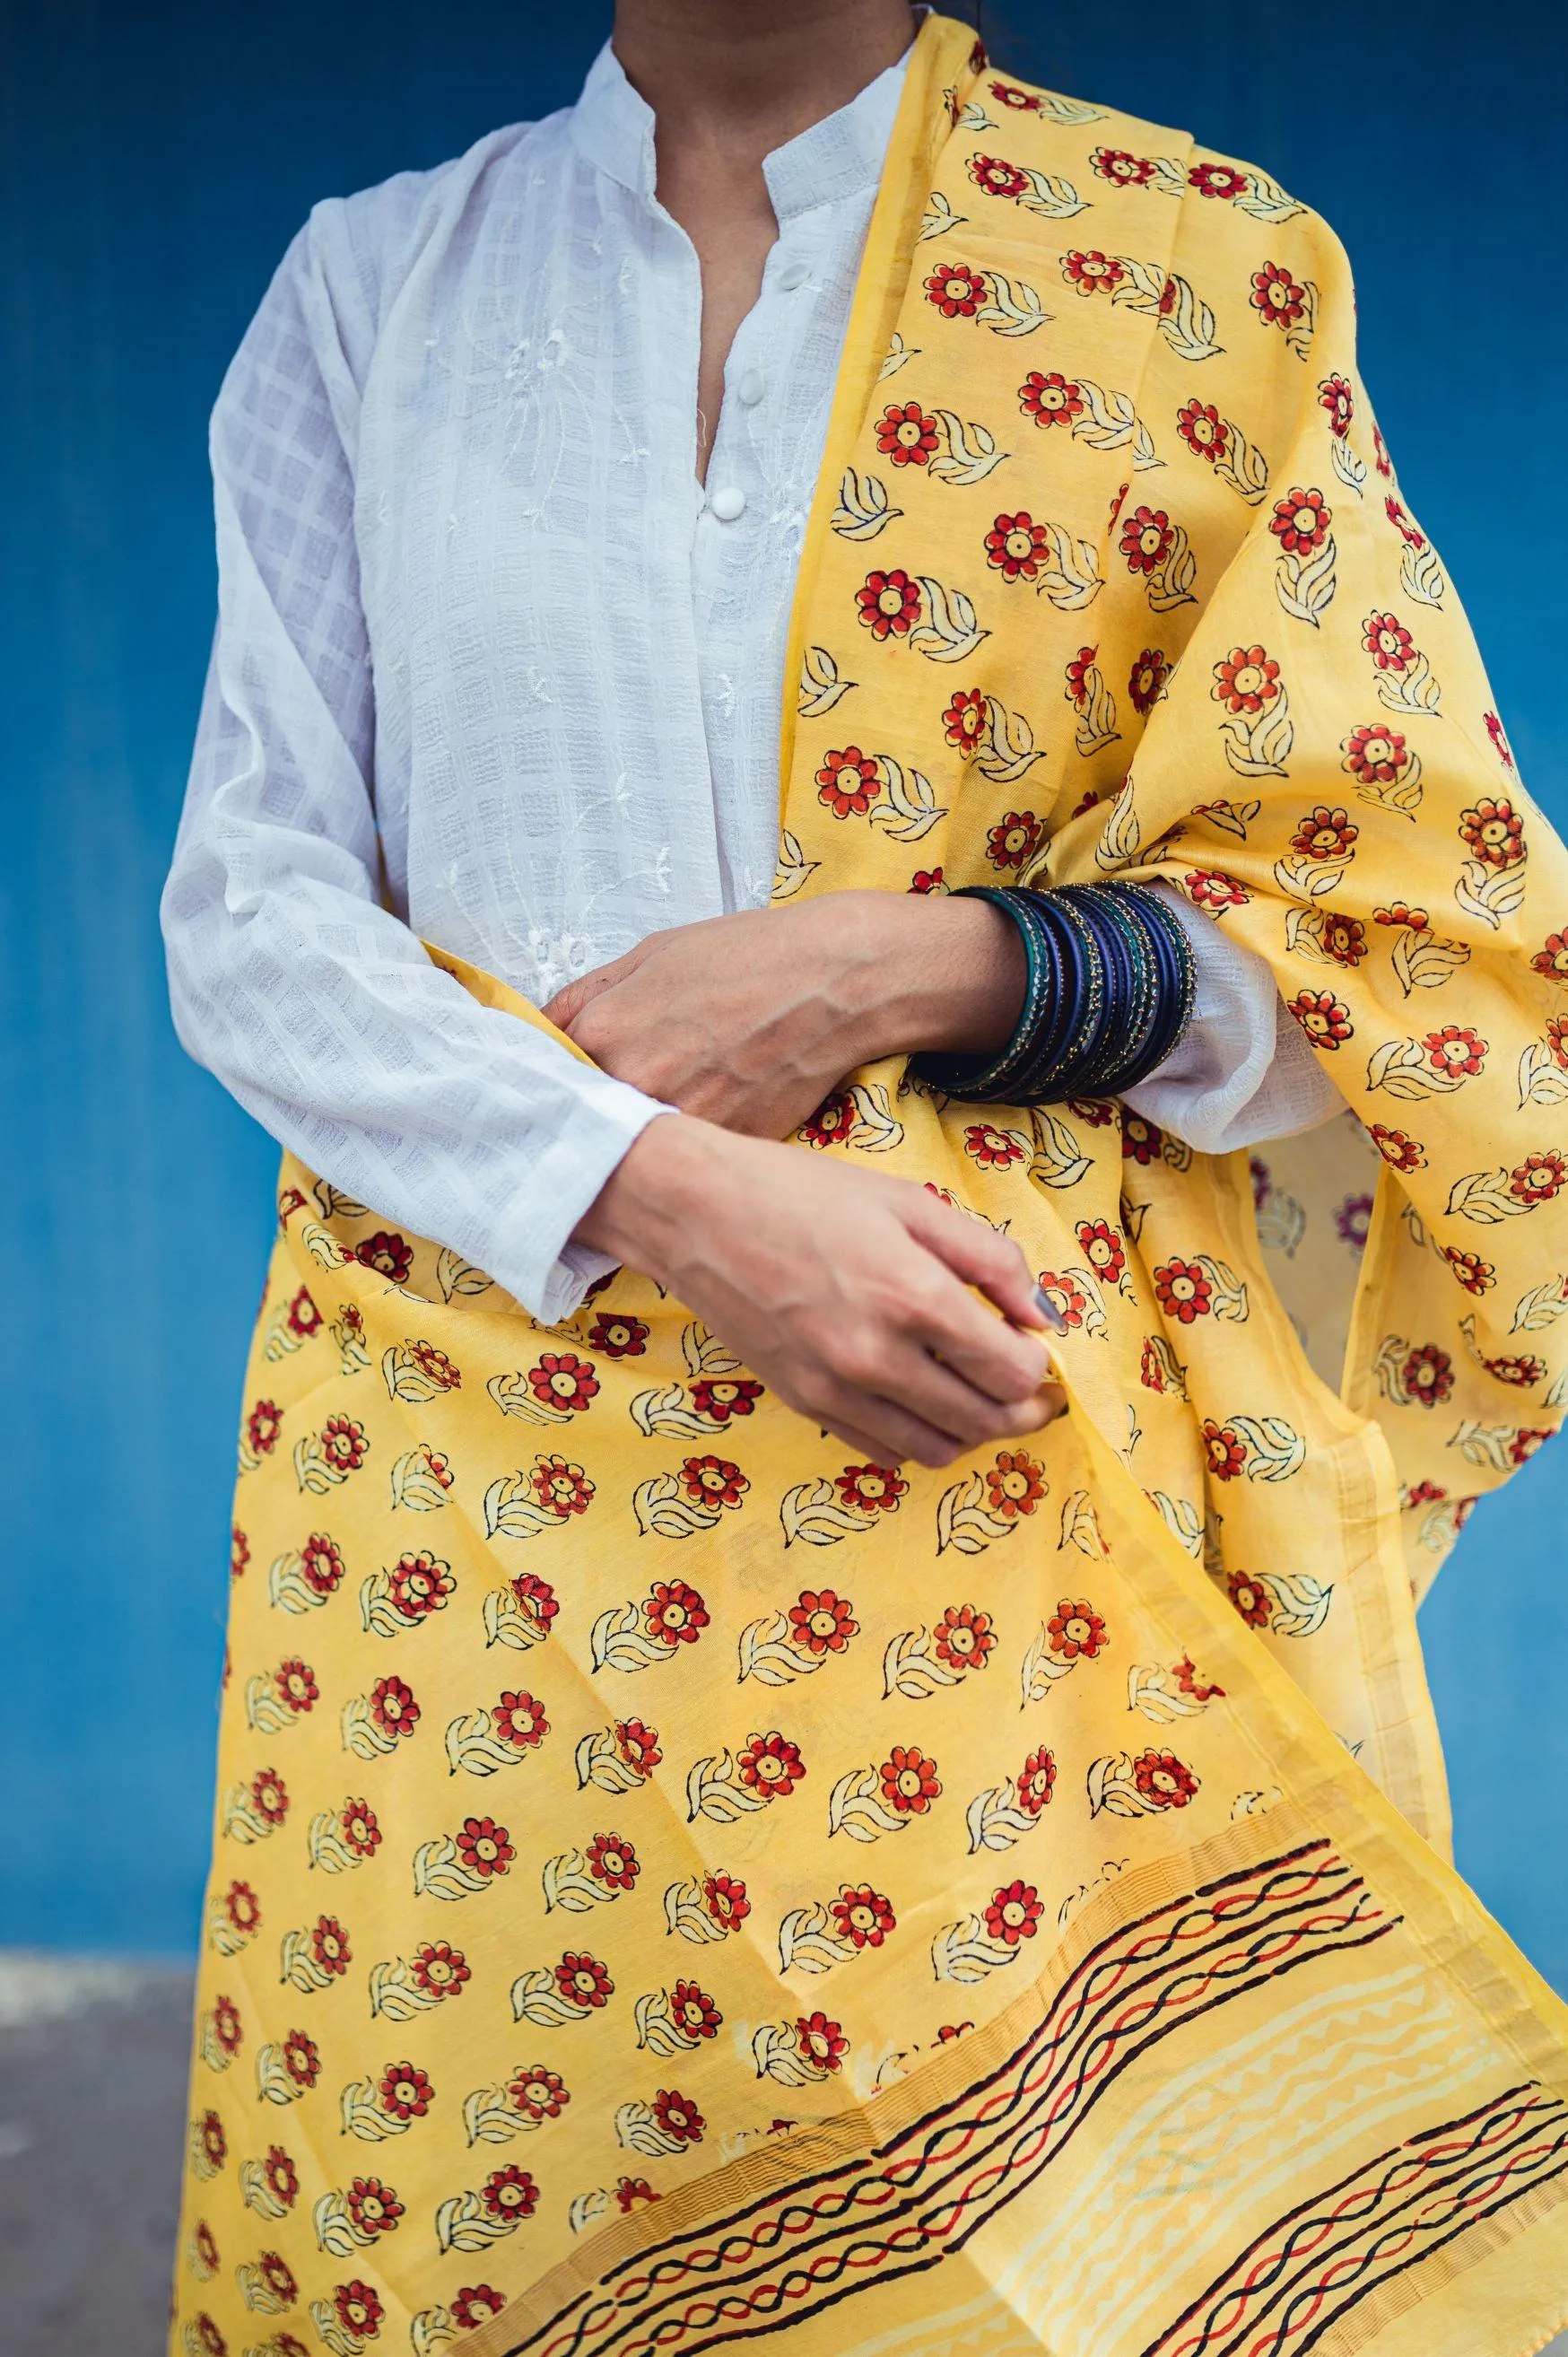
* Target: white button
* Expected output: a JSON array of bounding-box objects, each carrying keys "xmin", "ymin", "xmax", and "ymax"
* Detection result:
[
  {"xmin": 776, "ymin": 259, "xmax": 809, "ymax": 292},
  {"xmin": 709, "ymin": 484, "xmax": 747, "ymax": 521},
  {"xmin": 736, "ymin": 367, "xmax": 766, "ymax": 406}
]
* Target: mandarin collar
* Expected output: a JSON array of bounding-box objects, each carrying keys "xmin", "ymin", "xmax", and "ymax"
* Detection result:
[{"xmin": 567, "ymin": 35, "xmax": 913, "ymax": 220}]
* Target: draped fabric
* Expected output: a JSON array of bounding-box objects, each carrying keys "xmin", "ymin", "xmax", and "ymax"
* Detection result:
[{"xmin": 170, "ymin": 21, "xmax": 1568, "ymax": 2357}]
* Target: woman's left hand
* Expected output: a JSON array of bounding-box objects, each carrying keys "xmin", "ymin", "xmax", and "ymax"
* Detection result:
[{"xmin": 541, "ymin": 888, "xmax": 1026, "ymax": 1138}]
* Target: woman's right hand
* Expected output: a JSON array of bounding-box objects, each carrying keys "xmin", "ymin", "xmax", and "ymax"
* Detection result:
[{"xmin": 572, "ymin": 1113, "xmax": 1067, "ymax": 1469}]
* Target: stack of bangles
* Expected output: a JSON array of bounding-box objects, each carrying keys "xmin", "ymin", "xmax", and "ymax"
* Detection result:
[{"xmin": 909, "ymin": 881, "xmax": 1198, "ymax": 1106}]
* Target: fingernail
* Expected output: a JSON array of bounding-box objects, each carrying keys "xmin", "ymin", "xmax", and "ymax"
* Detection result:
[{"xmin": 1032, "ymin": 1283, "xmax": 1069, "ymax": 1336}]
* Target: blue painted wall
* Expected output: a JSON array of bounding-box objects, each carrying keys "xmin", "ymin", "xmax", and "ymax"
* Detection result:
[{"xmin": 1, "ymin": 0, "xmax": 1564, "ymax": 1966}]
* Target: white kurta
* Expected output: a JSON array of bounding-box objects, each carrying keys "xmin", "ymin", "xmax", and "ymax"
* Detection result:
[{"xmin": 162, "ymin": 39, "xmax": 1336, "ymax": 1323}]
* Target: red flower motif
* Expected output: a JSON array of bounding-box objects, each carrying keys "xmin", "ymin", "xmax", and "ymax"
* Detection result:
[
  {"xmin": 984, "ymin": 510, "xmax": 1050, "ymax": 581},
  {"xmin": 737, "ymin": 1730, "xmax": 806, "ymax": 1798},
  {"xmin": 1134, "ymin": 1749, "xmax": 1200, "ymax": 1807},
  {"xmin": 320, "ymin": 1415, "xmax": 369, "ymax": 1472},
  {"xmin": 1127, "ymin": 649, "xmax": 1169, "ymax": 719},
  {"xmin": 1048, "ymin": 1598, "xmax": 1108, "ymax": 1660},
  {"xmin": 250, "ymin": 1768, "xmax": 289, "ymax": 1825},
  {"xmin": 530, "ymin": 1455, "xmax": 594, "ymax": 1517},
  {"xmin": 1213, "ymin": 645, "xmax": 1281, "ymax": 713},
  {"xmin": 1289, "ymin": 804, "xmax": 1357, "ymax": 861},
  {"xmin": 334, "ymin": 2283, "xmax": 383, "ymax": 2341},
  {"xmin": 1075, "ymin": 1218, "xmax": 1126, "ymax": 1288},
  {"xmin": 856, "ymin": 569, "xmax": 921, "ymax": 640},
  {"xmin": 196, "ymin": 2108, "xmax": 227, "ymax": 2169},
  {"xmin": 614, "ymin": 2177, "xmax": 660, "ymax": 2212},
  {"xmin": 701, "ymin": 1873, "xmax": 749, "ymax": 1934},
  {"xmin": 1483, "ymin": 1354, "xmax": 1546, "ymax": 1389},
  {"xmin": 1185, "ymin": 869, "xmax": 1250, "ymax": 912},
  {"xmin": 1547, "ymin": 1015, "xmax": 1568, "ymax": 1070},
  {"xmin": 341, "ymin": 1799, "xmax": 381, "ymax": 1857},
  {"xmin": 493, "ymin": 1690, "xmax": 549, "ymax": 1750},
  {"xmin": 788, "ymin": 1588, "xmax": 858, "ymax": 1654},
  {"xmin": 510, "ymin": 1573, "xmax": 559, "ymax": 1637},
  {"xmin": 1369, "ymin": 1123, "xmax": 1426, "ymax": 1173},
  {"xmin": 378, "ymin": 2061, "xmax": 432, "ymax": 2121},
  {"xmin": 644, "ymin": 1579, "xmax": 709, "ymax": 1646},
  {"xmin": 834, "ymin": 1462, "xmax": 908, "ymax": 1512},
  {"xmin": 984, "ymin": 1880, "xmax": 1043, "ymax": 1945},
  {"xmin": 1251, "ymin": 260, "xmax": 1309, "ymax": 329},
  {"xmin": 210, "ymin": 1994, "xmax": 243, "ymax": 2055},
  {"xmin": 1459, "ymin": 797, "xmax": 1525, "ymax": 869},
  {"xmin": 1176, "ymin": 398, "xmax": 1228, "ymax": 462},
  {"xmin": 1063, "ymin": 249, "xmax": 1126, "ymax": 294},
  {"xmin": 1402, "ymin": 1343, "xmax": 1455, "ymax": 1408},
  {"xmin": 282, "ymin": 2030, "xmax": 320, "ymax": 2091},
  {"xmin": 1510, "ymin": 1428, "xmax": 1554, "ymax": 1465},
  {"xmin": 934, "ymin": 1602, "xmax": 995, "ymax": 1671},
  {"xmin": 1424, "ymin": 1025, "xmax": 1487, "ymax": 1079},
  {"xmin": 816, "ymin": 746, "xmax": 882, "ymax": 818},
  {"xmin": 1373, "ymin": 424, "xmax": 1392, "ymax": 477},
  {"xmin": 691, "ymin": 1375, "xmax": 763, "ymax": 1419},
  {"xmin": 230, "ymin": 1525, "xmax": 249, "ymax": 1580},
  {"xmin": 223, "ymin": 1880, "xmax": 261, "ymax": 1936},
  {"xmin": 1532, "ymin": 930, "xmax": 1568, "ymax": 985},
  {"xmin": 1228, "ymin": 1570, "xmax": 1272, "ymax": 1628},
  {"xmin": 986, "ymin": 1449, "xmax": 1048, "ymax": 1520},
  {"xmin": 986, "ymin": 810, "xmax": 1042, "ymax": 871},
  {"xmin": 388, "ymin": 1550, "xmax": 455, "ymax": 1619},
  {"xmin": 1093, "ymin": 146, "xmax": 1155, "ymax": 186},
  {"xmin": 614, "ymin": 1717, "xmax": 661, "ymax": 1776},
  {"xmin": 264, "ymin": 2146, "xmax": 299, "ymax": 2208},
  {"xmin": 1444, "ymin": 1248, "xmax": 1495, "ymax": 1296},
  {"xmin": 527, "ymin": 1352, "xmax": 598, "ymax": 1413},
  {"xmin": 370, "ymin": 1676, "xmax": 419, "ymax": 1739},
  {"xmin": 1017, "ymin": 1746, "xmax": 1058, "ymax": 1814},
  {"xmin": 1485, "ymin": 710, "xmax": 1516, "ymax": 770},
  {"xmin": 964, "ymin": 1121, "xmax": 1026, "ymax": 1169},
  {"xmin": 796, "ymin": 2011, "xmax": 849, "ymax": 2072},
  {"xmin": 1318, "ymin": 373, "xmax": 1355, "ymax": 437},
  {"xmin": 587, "ymin": 1311, "xmax": 649, "ymax": 1357},
  {"xmin": 407, "ymin": 1339, "xmax": 459, "ymax": 1390},
  {"xmin": 508, "ymin": 2065, "xmax": 568, "ymax": 2122},
  {"xmin": 876, "ymin": 399, "xmax": 940, "ymax": 467},
  {"xmin": 968, "ymin": 153, "xmax": 1031, "ymax": 200},
  {"xmin": 410, "ymin": 1942, "xmax": 469, "ymax": 1999},
  {"xmin": 344, "ymin": 2178, "xmax": 403, "ymax": 2237},
  {"xmin": 1035, "ymin": 1270, "xmax": 1090, "ymax": 1330},
  {"xmin": 831, "ymin": 1886, "xmax": 895, "ymax": 1949},
  {"xmin": 191, "ymin": 2316, "xmax": 228, "ymax": 2357},
  {"xmin": 247, "ymin": 1400, "xmax": 283, "ymax": 1455},
  {"xmin": 452, "ymin": 2290, "xmax": 507, "ymax": 2331},
  {"xmin": 942, "ymin": 689, "xmax": 989, "ymax": 755},
  {"xmin": 1019, "ymin": 370, "xmax": 1086, "ymax": 429},
  {"xmin": 924, "ymin": 261, "xmax": 990, "ymax": 316},
  {"xmin": 1289, "ymin": 990, "xmax": 1354, "ymax": 1050},
  {"xmin": 1335, "ymin": 1192, "xmax": 1374, "ymax": 1251},
  {"xmin": 677, "ymin": 1453, "xmax": 747, "ymax": 1510},
  {"xmin": 989, "ymin": 80, "xmax": 1040, "ymax": 109},
  {"xmin": 354, "ymin": 1228, "xmax": 411, "ymax": 1281},
  {"xmin": 1374, "ymin": 902, "xmax": 1428, "ymax": 930},
  {"xmin": 310, "ymin": 1916, "xmax": 351, "ymax": 1977},
  {"xmin": 1202, "ymin": 1421, "xmax": 1248, "ymax": 1481},
  {"xmin": 1119, "ymin": 505, "xmax": 1174, "ymax": 575},
  {"xmin": 301, "ymin": 1533, "xmax": 345, "ymax": 1595},
  {"xmin": 585, "ymin": 1831, "xmax": 640, "ymax": 1891},
  {"xmin": 1342, "ymin": 722, "xmax": 1410, "ymax": 786},
  {"xmin": 482, "ymin": 2164, "xmax": 538, "ymax": 2221},
  {"xmin": 880, "ymin": 1744, "xmax": 941, "ymax": 1814},
  {"xmin": 1121, "ymin": 1112, "xmax": 1163, "ymax": 1164},
  {"xmin": 1190, "ymin": 160, "xmax": 1247, "ymax": 199},
  {"xmin": 669, "ymin": 1980, "xmax": 723, "ymax": 2038},
  {"xmin": 1269, "ymin": 486, "xmax": 1331, "ymax": 554},
  {"xmin": 1363, "ymin": 611, "xmax": 1415, "ymax": 672},
  {"xmin": 553, "ymin": 1951, "xmax": 614, "ymax": 2008},
  {"xmin": 275, "ymin": 1658, "xmax": 318, "ymax": 1715},
  {"xmin": 1154, "ymin": 1257, "xmax": 1215, "ymax": 1322},
  {"xmin": 456, "ymin": 1817, "xmax": 515, "ymax": 1878},
  {"xmin": 1510, "ymin": 1151, "xmax": 1567, "ymax": 1206},
  {"xmin": 1319, "ymin": 912, "xmax": 1366, "ymax": 967}
]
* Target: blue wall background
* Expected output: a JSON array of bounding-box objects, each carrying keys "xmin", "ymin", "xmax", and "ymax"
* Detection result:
[{"xmin": 1, "ymin": 0, "xmax": 1564, "ymax": 1968}]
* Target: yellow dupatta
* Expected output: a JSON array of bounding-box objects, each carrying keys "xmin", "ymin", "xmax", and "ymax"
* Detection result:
[{"xmin": 171, "ymin": 21, "xmax": 1568, "ymax": 2357}]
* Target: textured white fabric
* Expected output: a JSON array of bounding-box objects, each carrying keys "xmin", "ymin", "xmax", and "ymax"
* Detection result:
[{"xmin": 163, "ymin": 39, "xmax": 1337, "ymax": 1324}]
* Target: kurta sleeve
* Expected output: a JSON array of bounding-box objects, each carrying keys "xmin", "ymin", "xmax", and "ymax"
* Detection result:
[
  {"xmin": 161, "ymin": 209, "xmax": 671, "ymax": 1323},
  {"xmin": 1058, "ymin": 173, "xmax": 1568, "ymax": 1451}
]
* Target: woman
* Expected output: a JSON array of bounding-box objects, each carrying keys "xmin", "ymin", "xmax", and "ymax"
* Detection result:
[{"xmin": 165, "ymin": 8, "xmax": 1568, "ymax": 2355}]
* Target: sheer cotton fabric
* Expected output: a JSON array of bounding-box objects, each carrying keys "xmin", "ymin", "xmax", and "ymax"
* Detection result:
[{"xmin": 162, "ymin": 41, "xmax": 1330, "ymax": 1325}]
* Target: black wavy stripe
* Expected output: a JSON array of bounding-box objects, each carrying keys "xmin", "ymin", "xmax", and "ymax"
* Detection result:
[
  {"xmin": 499, "ymin": 1840, "xmax": 1400, "ymax": 2357},
  {"xmin": 1143, "ymin": 2082, "xmax": 1568, "ymax": 2357}
]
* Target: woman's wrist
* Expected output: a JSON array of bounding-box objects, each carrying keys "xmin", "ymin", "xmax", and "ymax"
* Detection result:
[
  {"xmin": 571, "ymin": 1110, "xmax": 729, "ymax": 1276},
  {"xmin": 845, "ymin": 888, "xmax": 1028, "ymax": 1064}
]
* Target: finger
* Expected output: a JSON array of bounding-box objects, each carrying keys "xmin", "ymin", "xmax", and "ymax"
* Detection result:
[
  {"xmin": 798, "ymin": 1373, "xmax": 973, "ymax": 1471},
  {"xmin": 891, "ymin": 1249, "xmax": 1057, "ymax": 1403},
  {"xmin": 902, "ymin": 1187, "xmax": 1045, "ymax": 1329},
  {"xmin": 871, "ymin": 1340, "xmax": 1060, "ymax": 1452}
]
